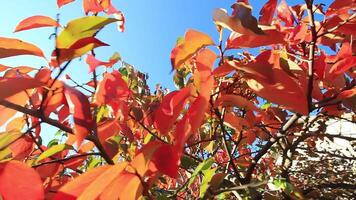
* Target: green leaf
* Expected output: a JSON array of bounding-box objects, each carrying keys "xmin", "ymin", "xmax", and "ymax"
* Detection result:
[
  {"xmin": 180, "ymin": 155, "xmax": 199, "ymax": 170},
  {"xmin": 87, "ymin": 157, "xmax": 101, "ymax": 169},
  {"xmin": 199, "ymin": 167, "xmax": 217, "ymax": 198},
  {"xmin": 57, "ymin": 16, "xmax": 118, "ymax": 48},
  {"xmin": 47, "ymin": 139, "xmax": 59, "ymax": 148},
  {"xmin": 261, "ymin": 102, "xmax": 272, "ymax": 110},
  {"xmin": 0, "ymin": 131, "xmax": 22, "ymax": 150},
  {"xmin": 35, "ymin": 144, "xmax": 72, "ymax": 164},
  {"xmin": 188, "ymin": 158, "xmax": 214, "ymax": 186}
]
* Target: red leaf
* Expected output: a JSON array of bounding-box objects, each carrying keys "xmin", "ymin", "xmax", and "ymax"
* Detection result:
[
  {"xmin": 174, "ymin": 95, "xmax": 209, "ymax": 150},
  {"xmin": 154, "ymin": 87, "xmax": 191, "ymax": 135},
  {"xmin": 0, "ymin": 37, "xmax": 44, "ymax": 58},
  {"xmin": 57, "ymin": 0, "xmax": 75, "ymax": 8},
  {"xmin": 329, "ymin": 56, "xmax": 356, "ymax": 75},
  {"xmin": 86, "ymin": 53, "xmax": 119, "ymax": 73},
  {"xmin": 277, "ymin": 0, "xmax": 294, "ymax": 26},
  {"xmin": 9, "ymin": 135, "xmax": 34, "ymax": 159},
  {"xmin": 0, "ymin": 77, "xmax": 43, "ymax": 100},
  {"xmin": 94, "ymin": 71, "xmax": 130, "ymax": 114},
  {"xmin": 64, "ymin": 86, "xmax": 94, "ymax": 145},
  {"xmin": 14, "ymin": 15, "xmax": 60, "ymax": 32},
  {"xmin": 314, "ymin": 51, "xmax": 326, "ymax": 79},
  {"xmin": 151, "ymin": 144, "xmax": 180, "ymax": 178},
  {"xmin": 53, "ymin": 37, "xmax": 109, "ymax": 66},
  {"xmin": 259, "ymin": 0, "xmax": 278, "ymax": 25},
  {"xmin": 0, "ymin": 161, "xmax": 44, "ymax": 200}
]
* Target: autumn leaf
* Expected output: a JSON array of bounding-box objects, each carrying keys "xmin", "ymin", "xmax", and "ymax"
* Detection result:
[
  {"xmin": 0, "ymin": 77, "xmax": 44, "ymax": 100},
  {"xmin": 54, "ymin": 37, "xmax": 109, "ymax": 65},
  {"xmin": 57, "ymin": 0, "xmax": 75, "ymax": 8},
  {"xmin": 53, "ymin": 163, "xmax": 142, "ymax": 200},
  {"xmin": 277, "ymin": 0, "xmax": 294, "ymax": 26},
  {"xmin": 14, "ymin": 15, "xmax": 60, "ymax": 32},
  {"xmin": 94, "ymin": 71, "xmax": 131, "ymax": 114},
  {"xmin": 329, "ymin": 56, "xmax": 356, "ymax": 75},
  {"xmin": 246, "ymin": 69, "xmax": 308, "ymax": 115},
  {"xmin": 171, "ymin": 29, "xmax": 214, "ymax": 70},
  {"xmin": 56, "ymin": 16, "xmax": 117, "ymax": 48},
  {"xmin": 259, "ymin": 0, "xmax": 278, "ymax": 25},
  {"xmin": 64, "ymin": 86, "xmax": 94, "ymax": 145},
  {"xmin": 86, "ymin": 52, "xmax": 120, "ymax": 73},
  {"xmin": 225, "ymin": 50, "xmax": 276, "ymax": 84},
  {"xmin": 216, "ymin": 94, "xmax": 258, "ymax": 111},
  {"xmin": 0, "ymin": 37, "xmax": 44, "ymax": 58},
  {"xmin": 213, "ymin": 2, "xmax": 264, "ymax": 35},
  {"xmin": 226, "ymin": 26, "xmax": 285, "ymax": 49},
  {"xmin": 0, "ymin": 160, "xmax": 44, "ymax": 200},
  {"xmin": 154, "ymin": 87, "xmax": 191, "ymax": 135},
  {"xmin": 193, "ymin": 48, "xmax": 216, "ymax": 98}
]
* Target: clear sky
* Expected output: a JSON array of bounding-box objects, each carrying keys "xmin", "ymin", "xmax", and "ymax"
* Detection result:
[{"xmin": 0, "ymin": 0, "xmax": 332, "ymax": 90}]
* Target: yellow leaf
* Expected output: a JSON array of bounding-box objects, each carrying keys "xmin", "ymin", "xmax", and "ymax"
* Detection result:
[{"xmin": 56, "ymin": 16, "xmax": 117, "ymax": 48}]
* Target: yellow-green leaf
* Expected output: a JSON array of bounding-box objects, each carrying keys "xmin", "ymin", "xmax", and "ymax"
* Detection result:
[
  {"xmin": 35, "ymin": 144, "xmax": 71, "ymax": 164},
  {"xmin": 0, "ymin": 131, "xmax": 22, "ymax": 150},
  {"xmin": 57, "ymin": 16, "xmax": 118, "ymax": 48}
]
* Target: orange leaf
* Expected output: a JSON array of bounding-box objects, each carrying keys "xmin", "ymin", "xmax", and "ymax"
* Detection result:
[
  {"xmin": 154, "ymin": 87, "xmax": 191, "ymax": 135},
  {"xmin": 0, "ymin": 160, "xmax": 44, "ymax": 200},
  {"xmin": 226, "ymin": 50, "xmax": 276, "ymax": 84},
  {"xmin": 64, "ymin": 86, "xmax": 94, "ymax": 145},
  {"xmin": 14, "ymin": 15, "xmax": 60, "ymax": 32},
  {"xmin": 57, "ymin": 0, "xmax": 75, "ymax": 8},
  {"xmin": 94, "ymin": 71, "xmax": 130, "ymax": 114},
  {"xmin": 216, "ymin": 94, "xmax": 258, "ymax": 111},
  {"xmin": 0, "ymin": 77, "xmax": 43, "ymax": 100},
  {"xmin": 0, "ymin": 37, "xmax": 44, "ymax": 58},
  {"xmin": 0, "ymin": 92, "xmax": 29, "ymax": 126},
  {"xmin": 170, "ymin": 29, "xmax": 214, "ymax": 70},
  {"xmin": 246, "ymin": 68, "xmax": 308, "ymax": 115},
  {"xmin": 194, "ymin": 49, "xmax": 216, "ymax": 99},
  {"xmin": 259, "ymin": 0, "xmax": 278, "ymax": 25},
  {"xmin": 227, "ymin": 27, "xmax": 285, "ymax": 49},
  {"xmin": 9, "ymin": 135, "xmax": 34, "ymax": 159},
  {"xmin": 53, "ymin": 165, "xmax": 111, "ymax": 200}
]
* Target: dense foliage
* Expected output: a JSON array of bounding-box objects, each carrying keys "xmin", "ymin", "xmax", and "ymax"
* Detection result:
[{"xmin": 0, "ymin": 0, "xmax": 355, "ymax": 199}]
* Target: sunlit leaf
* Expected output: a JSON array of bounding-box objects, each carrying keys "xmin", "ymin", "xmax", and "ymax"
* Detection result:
[
  {"xmin": 171, "ymin": 29, "xmax": 214, "ymax": 70},
  {"xmin": 0, "ymin": 77, "xmax": 43, "ymax": 100},
  {"xmin": 14, "ymin": 15, "xmax": 60, "ymax": 32},
  {"xmin": 259, "ymin": 0, "xmax": 278, "ymax": 25},
  {"xmin": 35, "ymin": 144, "xmax": 71, "ymax": 164},
  {"xmin": 0, "ymin": 160, "xmax": 44, "ymax": 200},
  {"xmin": 0, "ymin": 37, "xmax": 44, "ymax": 58},
  {"xmin": 56, "ymin": 16, "xmax": 117, "ymax": 48},
  {"xmin": 57, "ymin": 0, "xmax": 75, "ymax": 8},
  {"xmin": 64, "ymin": 86, "xmax": 94, "ymax": 145}
]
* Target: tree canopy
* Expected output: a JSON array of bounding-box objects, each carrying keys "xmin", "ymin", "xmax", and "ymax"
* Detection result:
[{"xmin": 0, "ymin": 0, "xmax": 355, "ymax": 199}]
